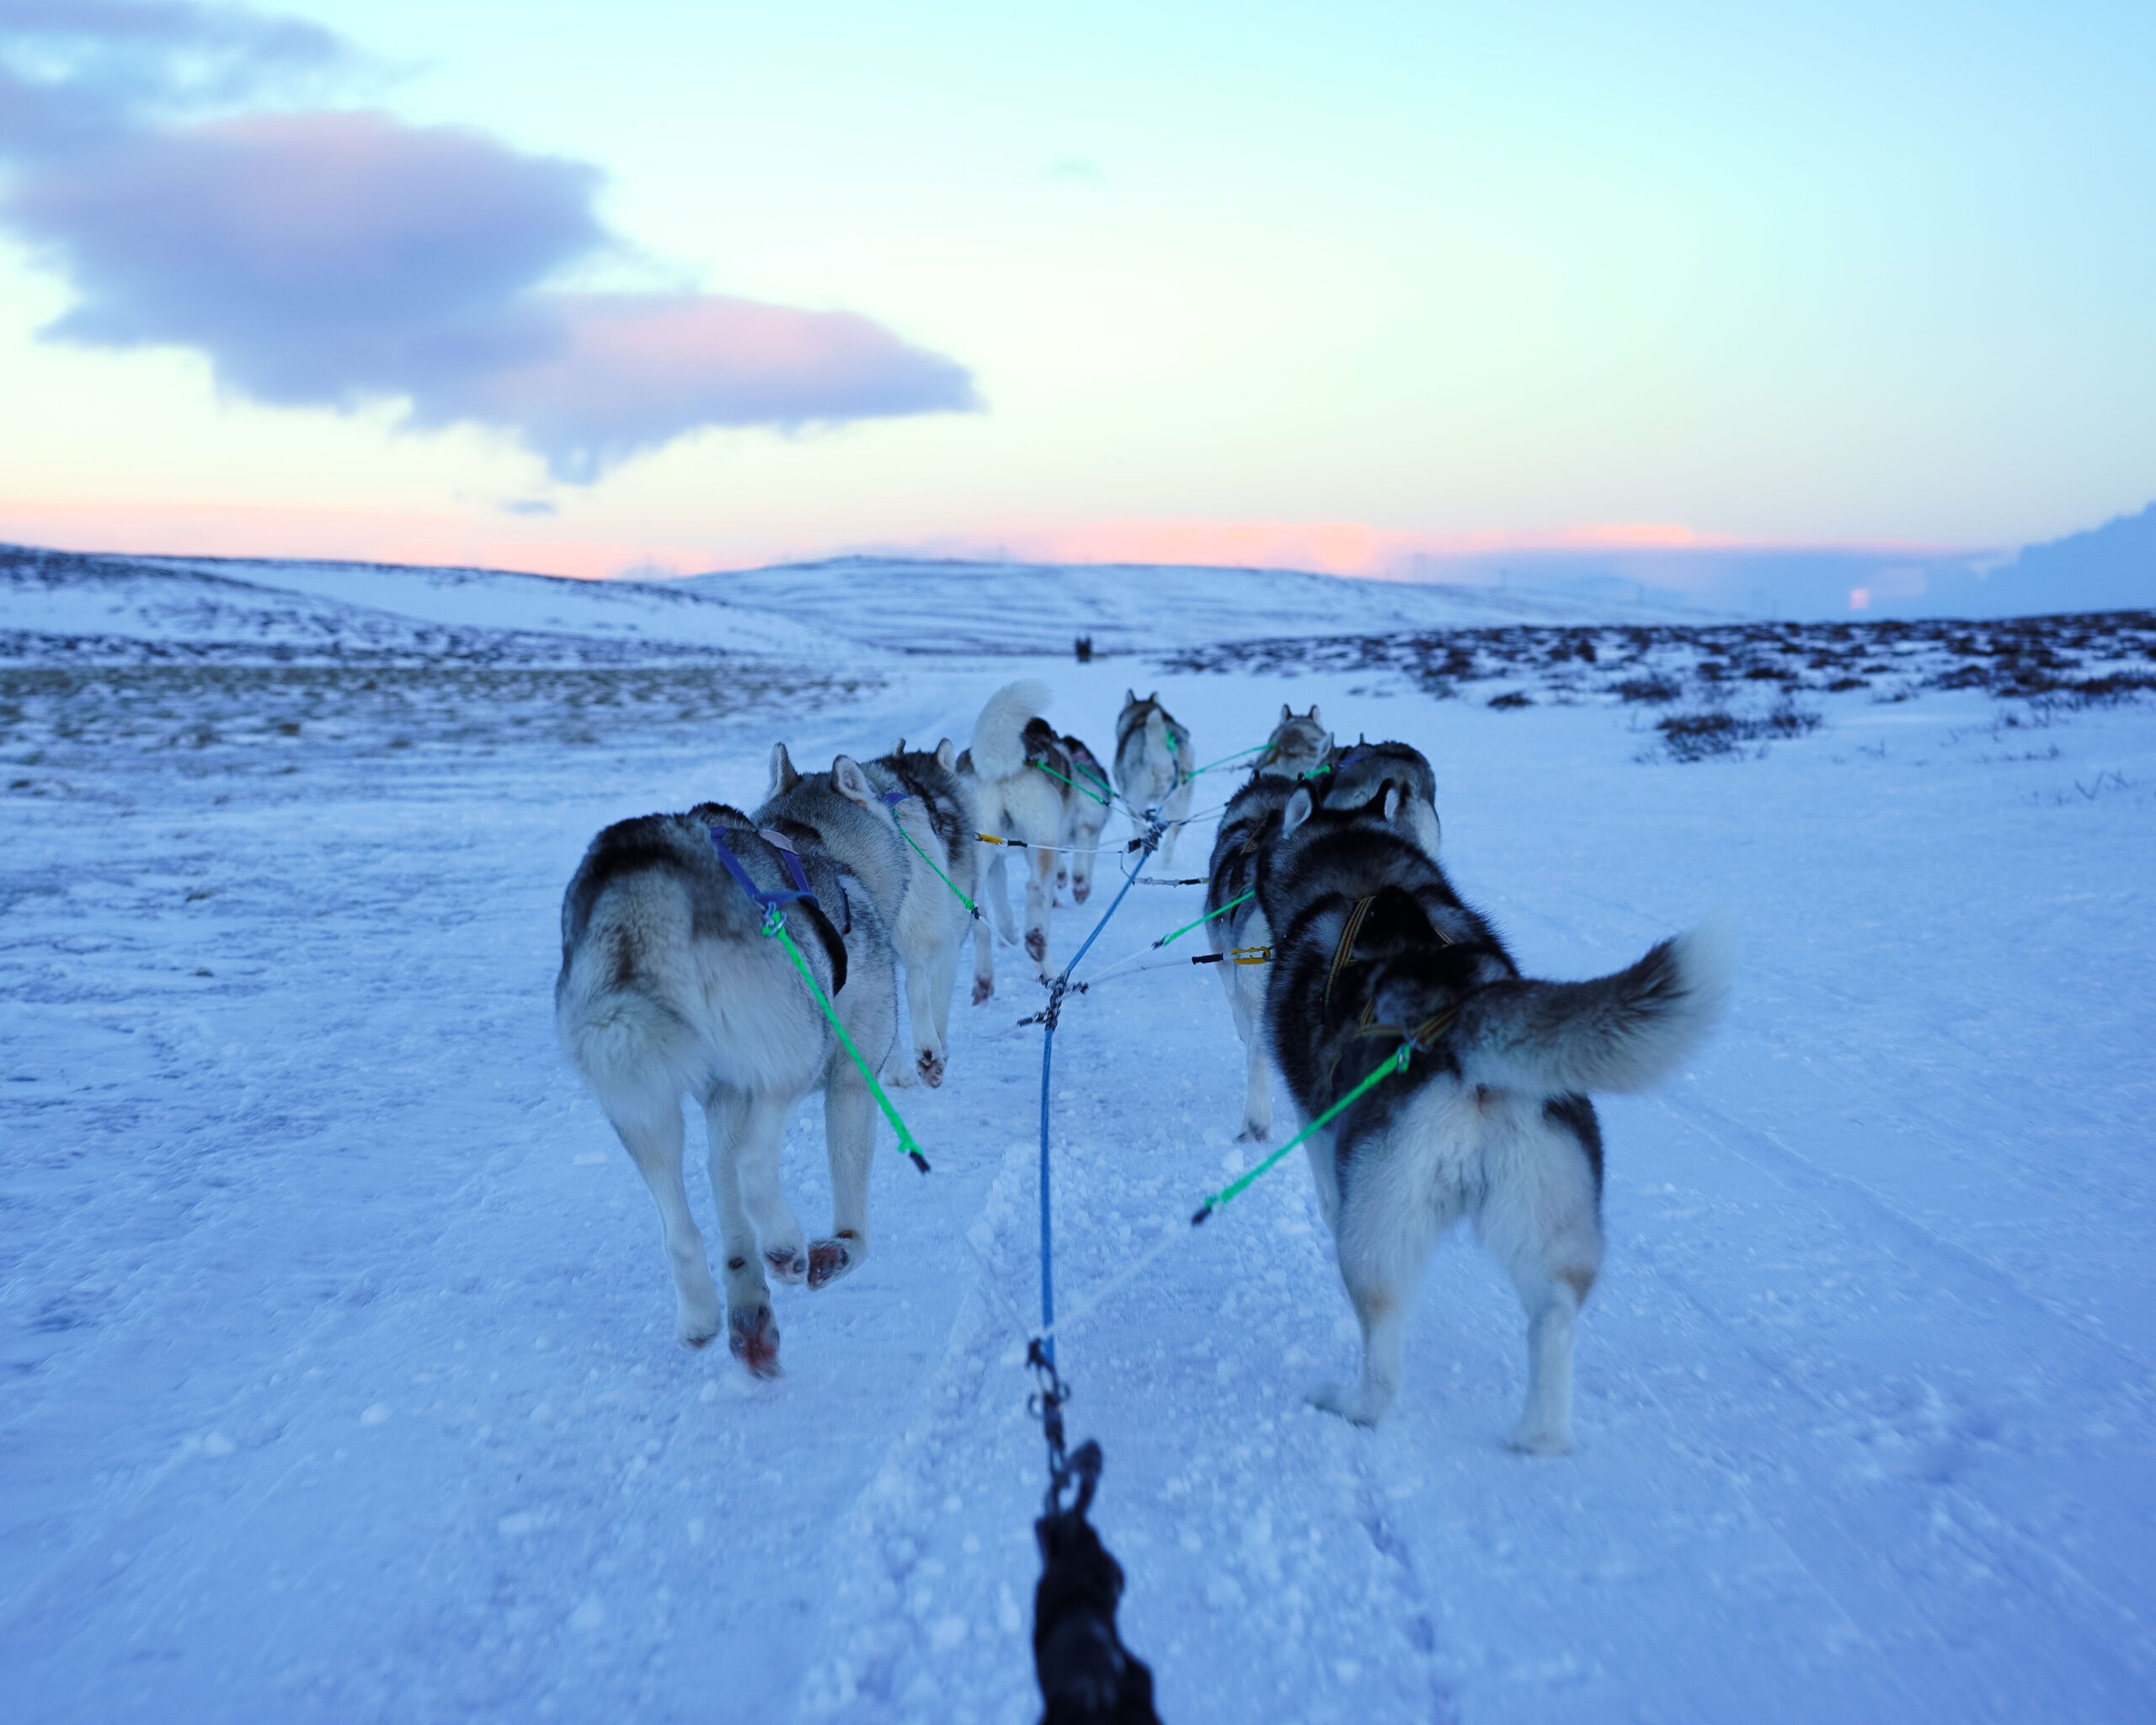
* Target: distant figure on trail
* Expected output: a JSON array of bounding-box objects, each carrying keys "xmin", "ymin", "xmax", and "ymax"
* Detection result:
[{"xmin": 1074, "ymin": 635, "xmax": 1093, "ymax": 663}]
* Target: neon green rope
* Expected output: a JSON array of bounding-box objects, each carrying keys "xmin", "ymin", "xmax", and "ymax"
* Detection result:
[
  {"xmin": 1192, "ymin": 1044, "xmax": 1411, "ymax": 1223},
  {"xmin": 1187, "ymin": 741, "xmax": 1273, "ymax": 777},
  {"xmin": 896, "ymin": 823, "xmax": 979, "ymax": 919},
  {"xmin": 1031, "ymin": 757, "xmax": 1111, "ymax": 806},
  {"xmin": 766, "ymin": 916, "xmax": 930, "ymax": 1172},
  {"xmin": 1154, "ymin": 889, "xmax": 1253, "ymax": 948}
]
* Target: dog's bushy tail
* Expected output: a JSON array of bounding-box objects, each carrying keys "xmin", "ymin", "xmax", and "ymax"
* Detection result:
[
  {"xmin": 1456, "ymin": 915, "xmax": 1735, "ymax": 1096},
  {"xmin": 971, "ymin": 678, "xmax": 1052, "ymax": 782}
]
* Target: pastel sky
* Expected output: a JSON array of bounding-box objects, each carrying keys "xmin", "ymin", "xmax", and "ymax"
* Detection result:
[{"xmin": 3, "ymin": 0, "xmax": 2152, "ymax": 579}]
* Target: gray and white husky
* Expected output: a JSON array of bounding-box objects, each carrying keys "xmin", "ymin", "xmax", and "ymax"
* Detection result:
[
  {"xmin": 1257, "ymin": 782, "xmax": 1732, "ymax": 1450},
  {"xmin": 1203, "ymin": 770, "xmax": 1301, "ymax": 1142},
  {"xmin": 864, "ymin": 738, "xmax": 980, "ymax": 1087},
  {"xmin": 1321, "ymin": 737, "xmax": 1441, "ymax": 857},
  {"xmin": 1261, "ymin": 704, "xmax": 1332, "ymax": 780},
  {"xmin": 555, "ymin": 799, "xmax": 899, "ymax": 1375},
  {"xmin": 1054, "ymin": 731, "xmax": 1114, "ymax": 906},
  {"xmin": 960, "ymin": 679, "xmax": 1066, "ymax": 1001},
  {"xmin": 1113, "ymin": 690, "xmax": 1196, "ymax": 869},
  {"xmin": 757, "ymin": 745, "xmax": 927, "ymax": 1065}
]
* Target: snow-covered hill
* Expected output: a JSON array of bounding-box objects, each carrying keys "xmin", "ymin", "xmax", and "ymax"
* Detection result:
[
  {"xmin": 664, "ymin": 554, "xmax": 1713, "ymax": 654},
  {"xmin": 1983, "ymin": 500, "xmax": 2156, "ymax": 614},
  {"xmin": 0, "ymin": 545, "xmax": 835, "ymax": 664}
]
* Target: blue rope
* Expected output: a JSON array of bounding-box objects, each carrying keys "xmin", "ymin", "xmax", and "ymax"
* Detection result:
[{"xmin": 1035, "ymin": 825, "xmax": 1159, "ymax": 1367}]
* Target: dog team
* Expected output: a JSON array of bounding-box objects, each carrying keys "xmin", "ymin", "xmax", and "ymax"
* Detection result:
[{"xmin": 556, "ymin": 680, "xmax": 1730, "ymax": 1450}]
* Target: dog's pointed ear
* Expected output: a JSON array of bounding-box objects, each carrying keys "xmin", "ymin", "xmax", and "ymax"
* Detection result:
[
  {"xmin": 767, "ymin": 741, "xmax": 801, "ymax": 798},
  {"xmin": 934, "ymin": 737, "xmax": 957, "ymax": 772},
  {"xmin": 1149, "ymin": 689, "xmax": 1159, "ymax": 703},
  {"xmin": 1282, "ymin": 785, "xmax": 1315, "ymax": 838},
  {"xmin": 1307, "ymin": 704, "xmax": 1321, "ymax": 723},
  {"xmin": 1380, "ymin": 780, "xmax": 1401, "ymax": 824},
  {"xmin": 1280, "ymin": 702, "xmax": 1293, "ymax": 724},
  {"xmin": 1124, "ymin": 687, "xmax": 1138, "ymax": 708},
  {"xmin": 894, "ymin": 737, "xmax": 906, "ymax": 756},
  {"xmin": 832, "ymin": 755, "xmax": 874, "ymax": 807}
]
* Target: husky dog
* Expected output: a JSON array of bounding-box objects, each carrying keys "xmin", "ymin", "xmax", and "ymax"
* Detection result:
[
  {"xmin": 1260, "ymin": 704, "xmax": 1331, "ymax": 780},
  {"xmin": 960, "ymin": 679, "xmax": 1066, "ymax": 1001},
  {"xmin": 555, "ymin": 801, "xmax": 899, "ymax": 1375},
  {"xmin": 1054, "ymin": 731, "xmax": 1114, "ymax": 906},
  {"xmin": 1257, "ymin": 783, "xmax": 1732, "ymax": 1449},
  {"xmin": 866, "ymin": 739, "xmax": 980, "ymax": 1088},
  {"xmin": 1203, "ymin": 771, "xmax": 1300, "ymax": 1142},
  {"xmin": 757, "ymin": 745, "xmax": 918, "ymax": 1044},
  {"xmin": 1113, "ymin": 691, "xmax": 1195, "ymax": 868},
  {"xmin": 1321, "ymin": 737, "xmax": 1441, "ymax": 857}
]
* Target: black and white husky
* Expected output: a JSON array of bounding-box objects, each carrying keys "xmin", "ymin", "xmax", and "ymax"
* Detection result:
[
  {"xmin": 1321, "ymin": 737, "xmax": 1441, "ymax": 857},
  {"xmin": 1054, "ymin": 731, "xmax": 1114, "ymax": 906},
  {"xmin": 1257, "ymin": 782, "xmax": 1732, "ymax": 1449},
  {"xmin": 1113, "ymin": 690, "xmax": 1196, "ymax": 868},
  {"xmin": 555, "ymin": 800, "xmax": 899, "ymax": 1375},
  {"xmin": 1261, "ymin": 704, "xmax": 1332, "ymax": 780},
  {"xmin": 866, "ymin": 739, "xmax": 980, "ymax": 1088},
  {"xmin": 1203, "ymin": 769, "xmax": 1300, "ymax": 1142},
  {"xmin": 960, "ymin": 679, "xmax": 1070, "ymax": 1001}
]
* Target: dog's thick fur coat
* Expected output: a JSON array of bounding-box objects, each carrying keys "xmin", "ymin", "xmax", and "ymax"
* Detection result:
[
  {"xmin": 1113, "ymin": 691, "xmax": 1195, "ymax": 869},
  {"xmin": 554, "ymin": 800, "xmax": 899, "ymax": 1375},
  {"xmin": 961, "ymin": 680, "xmax": 1071, "ymax": 999},
  {"xmin": 1257, "ymin": 782, "xmax": 1732, "ymax": 1447}
]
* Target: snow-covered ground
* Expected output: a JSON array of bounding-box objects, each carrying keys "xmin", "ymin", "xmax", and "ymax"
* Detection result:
[{"xmin": 3, "ymin": 558, "xmax": 2154, "ymax": 1723}]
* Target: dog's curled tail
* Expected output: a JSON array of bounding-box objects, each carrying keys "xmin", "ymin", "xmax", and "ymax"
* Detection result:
[
  {"xmin": 1457, "ymin": 913, "xmax": 1736, "ymax": 1097},
  {"xmin": 970, "ymin": 678, "xmax": 1053, "ymax": 782}
]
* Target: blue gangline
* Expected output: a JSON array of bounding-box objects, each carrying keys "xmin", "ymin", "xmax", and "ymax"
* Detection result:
[{"xmin": 1035, "ymin": 830, "xmax": 1157, "ymax": 1368}]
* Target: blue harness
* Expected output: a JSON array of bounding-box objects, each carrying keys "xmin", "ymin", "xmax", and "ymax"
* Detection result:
[{"xmin": 707, "ymin": 825, "xmax": 819, "ymax": 913}]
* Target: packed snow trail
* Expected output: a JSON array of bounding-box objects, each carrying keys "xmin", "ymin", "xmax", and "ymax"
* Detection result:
[{"xmin": 3, "ymin": 654, "xmax": 2153, "ymax": 1722}]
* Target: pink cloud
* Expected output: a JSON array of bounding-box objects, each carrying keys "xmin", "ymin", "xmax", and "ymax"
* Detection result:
[{"xmin": 1, "ymin": 23, "xmax": 979, "ymax": 482}]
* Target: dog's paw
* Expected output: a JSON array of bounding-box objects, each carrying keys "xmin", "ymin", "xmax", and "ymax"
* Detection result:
[
  {"xmin": 728, "ymin": 1302, "xmax": 781, "ymax": 1377},
  {"xmin": 1234, "ymin": 1123, "xmax": 1272, "ymax": 1145},
  {"xmin": 1072, "ymin": 880, "xmax": 1091, "ymax": 904},
  {"xmin": 1306, "ymin": 1381, "xmax": 1381, "ymax": 1427},
  {"xmin": 763, "ymin": 1246, "xmax": 808, "ymax": 1286},
  {"xmin": 1024, "ymin": 928, "xmax": 1047, "ymax": 964},
  {"xmin": 808, "ymin": 1232, "xmax": 860, "ymax": 1290},
  {"xmin": 972, "ymin": 977, "xmax": 994, "ymax": 1006},
  {"xmin": 917, "ymin": 1047, "xmax": 946, "ymax": 1088},
  {"xmin": 885, "ymin": 1060, "xmax": 917, "ymax": 1088},
  {"xmin": 1505, "ymin": 1421, "xmax": 1572, "ymax": 1456},
  {"xmin": 678, "ymin": 1300, "xmax": 723, "ymax": 1349}
]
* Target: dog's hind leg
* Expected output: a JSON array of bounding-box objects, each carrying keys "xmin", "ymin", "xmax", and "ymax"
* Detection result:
[
  {"xmin": 985, "ymin": 845, "xmax": 1019, "ymax": 943},
  {"xmin": 1310, "ymin": 1151, "xmax": 1450, "ymax": 1427},
  {"xmin": 701, "ymin": 1088, "xmax": 778, "ymax": 1375},
  {"xmin": 1476, "ymin": 1122, "xmax": 1604, "ymax": 1455},
  {"xmin": 611, "ymin": 1094, "xmax": 722, "ymax": 1348},
  {"xmin": 1225, "ymin": 966, "xmax": 1273, "ymax": 1144},
  {"xmin": 734, "ymin": 1091, "xmax": 808, "ymax": 1290},
  {"xmin": 809, "ymin": 1069, "xmax": 874, "ymax": 1290},
  {"xmin": 902, "ymin": 943, "xmax": 946, "ymax": 1087},
  {"xmin": 972, "ymin": 903, "xmax": 997, "ymax": 1005},
  {"xmin": 1070, "ymin": 825, "xmax": 1099, "ymax": 904},
  {"xmin": 1024, "ymin": 843, "xmax": 1056, "ymax": 974},
  {"xmin": 931, "ymin": 927, "xmax": 961, "ymax": 1042}
]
